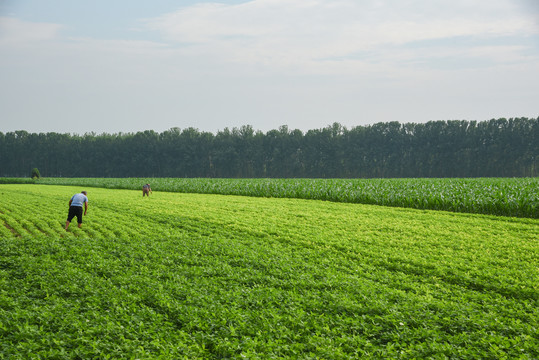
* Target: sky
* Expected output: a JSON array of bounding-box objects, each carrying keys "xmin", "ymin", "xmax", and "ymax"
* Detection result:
[{"xmin": 1, "ymin": 0, "xmax": 538, "ymax": 135}]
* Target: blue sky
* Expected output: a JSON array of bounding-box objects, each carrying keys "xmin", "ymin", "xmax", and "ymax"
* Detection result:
[{"xmin": 1, "ymin": 0, "xmax": 538, "ymax": 134}]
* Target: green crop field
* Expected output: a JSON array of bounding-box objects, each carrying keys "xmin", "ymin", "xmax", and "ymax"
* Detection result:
[
  {"xmin": 32, "ymin": 177, "xmax": 539, "ymax": 218},
  {"xmin": 1, "ymin": 184, "xmax": 538, "ymax": 359}
]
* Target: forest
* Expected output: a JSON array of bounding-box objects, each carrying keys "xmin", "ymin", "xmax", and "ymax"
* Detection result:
[{"xmin": 0, "ymin": 117, "xmax": 537, "ymax": 178}]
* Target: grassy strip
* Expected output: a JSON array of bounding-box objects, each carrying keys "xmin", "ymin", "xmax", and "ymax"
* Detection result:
[
  {"xmin": 22, "ymin": 177, "xmax": 539, "ymax": 218},
  {"xmin": 0, "ymin": 177, "xmax": 35, "ymax": 184},
  {"xmin": 0, "ymin": 184, "xmax": 538, "ymax": 358}
]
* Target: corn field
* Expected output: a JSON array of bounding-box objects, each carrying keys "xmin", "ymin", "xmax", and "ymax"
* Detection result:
[{"xmin": 29, "ymin": 177, "xmax": 539, "ymax": 218}]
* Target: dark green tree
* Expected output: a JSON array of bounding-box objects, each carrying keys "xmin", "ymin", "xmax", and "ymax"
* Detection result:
[
  {"xmin": 0, "ymin": 118, "xmax": 536, "ymax": 178},
  {"xmin": 31, "ymin": 167, "xmax": 40, "ymax": 179}
]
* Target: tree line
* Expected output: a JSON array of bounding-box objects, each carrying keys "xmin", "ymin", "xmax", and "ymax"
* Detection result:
[{"xmin": 1, "ymin": 118, "xmax": 537, "ymax": 178}]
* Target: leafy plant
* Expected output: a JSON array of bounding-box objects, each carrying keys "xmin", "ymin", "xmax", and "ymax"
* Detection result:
[
  {"xmin": 31, "ymin": 168, "xmax": 41, "ymax": 179},
  {"xmin": 0, "ymin": 184, "xmax": 538, "ymax": 358},
  {"xmin": 27, "ymin": 177, "xmax": 539, "ymax": 218}
]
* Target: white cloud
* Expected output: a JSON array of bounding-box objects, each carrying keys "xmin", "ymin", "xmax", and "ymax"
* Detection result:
[
  {"xmin": 0, "ymin": 1, "xmax": 537, "ymax": 134},
  {"xmin": 142, "ymin": 0, "xmax": 539, "ymax": 73},
  {"xmin": 0, "ymin": 17, "xmax": 63, "ymax": 44}
]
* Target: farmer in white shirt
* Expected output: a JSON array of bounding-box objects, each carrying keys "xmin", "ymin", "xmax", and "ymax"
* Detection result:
[{"xmin": 65, "ymin": 191, "xmax": 88, "ymax": 230}]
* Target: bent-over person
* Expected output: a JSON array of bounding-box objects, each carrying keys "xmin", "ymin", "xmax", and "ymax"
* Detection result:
[
  {"xmin": 65, "ymin": 191, "xmax": 88, "ymax": 230},
  {"xmin": 142, "ymin": 184, "xmax": 152, "ymax": 197}
]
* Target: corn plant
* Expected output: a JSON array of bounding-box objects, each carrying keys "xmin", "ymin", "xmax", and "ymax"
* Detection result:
[{"xmin": 27, "ymin": 177, "xmax": 539, "ymax": 218}]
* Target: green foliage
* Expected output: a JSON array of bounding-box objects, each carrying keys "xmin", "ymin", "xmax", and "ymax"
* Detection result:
[
  {"xmin": 1, "ymin": 118, "xmax": 537, "ymax": 178},
  {"xmin": 33, "ymin": 177, "xmax": 539, "ymax": 218},
  {"xmin": 31, "ymin": 168, "xmax": 40, "ymax": 179},
  {"xmin": 0, "ymin": 184, "xmax": 538, "ymax": 358},
  {"xmin": 0, "ymin": 177, "xmax": 35, "ymax": 184}
]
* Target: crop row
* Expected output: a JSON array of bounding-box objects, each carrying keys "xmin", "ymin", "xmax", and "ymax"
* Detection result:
[
  {"xmin": 1, "ymin": 184, "xmax": 538, "ymax": 358},
  {"xmin": 25, "ymin": 177, "xmax": 539, "ymax": 218},
  {"xmin": 0, "ymin": 177, "xmax": 35, "ymax": 184}
]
